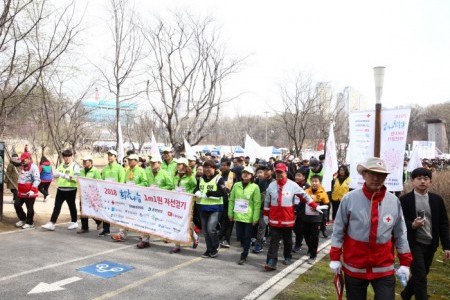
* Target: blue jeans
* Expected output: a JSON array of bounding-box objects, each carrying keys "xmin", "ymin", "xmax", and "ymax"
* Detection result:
[
  {"xmin": 235, "ymin": 221, "xmax": 253, "ymax": 259},
  {"xmin": 200, "ymin": 211, "xmax": 220, "ymax": 253}
]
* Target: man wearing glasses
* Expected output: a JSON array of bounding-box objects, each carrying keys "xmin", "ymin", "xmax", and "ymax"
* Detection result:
[
  {"xmin": 399, "ymin": 167, "xmax": 450, "ymax": 300},
  {"xmin": 329, "ymin": 157, "xmax": 412, "ymax": 299}
]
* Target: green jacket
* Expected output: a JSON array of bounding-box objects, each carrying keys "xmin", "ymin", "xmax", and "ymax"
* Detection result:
[
  {"xmin": 80, "ymin": 166, "xmax": 102, "ymax": 179},
  {"xmin": 161, "ymin": 159, "xmax": 177, "ymax": 177},
  {"xmin": 145, "ymin": 168, "xmax": 173, "ymax": 190},
  {"xmin": 101, "ymin": 162, "xmax": 125, "ymax": 183},
  {"xmin": 228, "ymin": 181, "xmax": 261, "ymax": 224},
  {"xmin": 125, "ymin": 166, "xmax": 148, "ymax": 186},
  {"xmin": 174, "ymin": 173, "xmax": 197, "ymax": 193}
]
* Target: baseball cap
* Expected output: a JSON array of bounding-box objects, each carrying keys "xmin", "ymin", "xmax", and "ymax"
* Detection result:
[
  {"xmin": 162, "ymin": 147, "xmax": 172, "ymax": 153},
  {"xmin": 127, "ymin": 154, "xmax": 139, "ymax": 161},
  {"xmin": 20, "ymin": 152, "xmax": 31, "ymax": 161},
  {"xmin": 150, "ymin": 156, "xmax": 162, "ymax": 163},
  {"xmin": 82, "ymin": 155, "xmax": 93, "ymax": 161},
  {"xmin": 107, "ymin": 149, "xmax": 118, "ymax": 156},
  {"xmin": 274, "ymin": 163, "xmax": 287, "ymax": 172},
  {"xmin": 176, "ymin": 158, "xmax": 188, "ymax": 166},
  {"xmin": 242, "ymin": 166, "xmax": 254, "ymax": 175},
  {"xmin": 309, "ymin": 158, "xmax": 320, "ymax": 168}
]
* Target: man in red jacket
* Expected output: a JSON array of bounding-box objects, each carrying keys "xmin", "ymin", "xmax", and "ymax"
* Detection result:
[{"xmin": 14, "ymin": 152, "xmax": 40, "ymax": 229}]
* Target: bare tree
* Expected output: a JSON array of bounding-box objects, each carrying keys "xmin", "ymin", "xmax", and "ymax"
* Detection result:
[
  {"xmin": 99, "ymin": 0, "xmax": 145, "ymax": 150},
  {"xmin": 0, "ymin": 0, "xmax": 82, "ymax": 136},
  {"xmin": 279, "ymin": 73, "xmax": 321, "ymax": 158},
  {"xmin": 142, "ymin": 12, "xmax": 241, "ymax": 151}
]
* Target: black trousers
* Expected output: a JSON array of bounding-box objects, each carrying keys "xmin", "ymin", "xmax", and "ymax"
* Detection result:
[
  {"xmin": 10, "ymin": 188, "xmax": 18, "ymax": 203},
  {"xmin": 293, "ymin": 216, "xmax": 304, "ymax": 248},
  {"xmin": 50, "ymin": 189, "xmax": 78, "ymax": 223},
  {"xmin": 401, "ymin": 242, "xmax": 434, "ymax": 300},
  {"xmin": 219, "ymin": 200, "xmax": 234, "ymax": 242},
  {"xmin": 303, "ymin": 221, "xmax": 320, "ymax": 258},
  {"xmin": 266, "ymin": 226, "xmax": 293, "ymax": 262},
  {"xmin": 38, "ymin": 182, "xmax": 51, "ymax": 198},
  {"xmin": 345, "ymin": 274, "xmax": 395, "ymax": 300},
  {"xmin": 14, "ymin": 198, "xmax": 36, "ymax": 225},
  {"xmin": 331, "ymin": 200, "xmax": 340, "ymax": 220}
]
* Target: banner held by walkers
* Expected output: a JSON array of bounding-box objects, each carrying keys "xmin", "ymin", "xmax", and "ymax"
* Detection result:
[{"xmin": 78, "ymin": 177, "xmax": 194, "ymax": 243}]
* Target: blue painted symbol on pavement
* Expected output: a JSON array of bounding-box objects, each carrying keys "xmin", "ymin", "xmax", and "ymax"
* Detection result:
[{"xmin": 77, "ymin": 261, "xmax": 134, "ymax": 279}]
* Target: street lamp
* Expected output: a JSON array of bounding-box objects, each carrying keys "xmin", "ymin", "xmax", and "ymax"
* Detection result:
[
  {"xmin": 373, "ymin": 66, "xmax": 385, "ymax": 157},
  {"xmin": 264, "ymin": 111, "xmax": 269, "ymax": 146}
]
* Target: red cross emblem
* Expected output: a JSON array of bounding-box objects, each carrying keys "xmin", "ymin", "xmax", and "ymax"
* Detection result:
[{"xmin": 383, "ymin": 214, "xmax": 393, "ymax": 225}]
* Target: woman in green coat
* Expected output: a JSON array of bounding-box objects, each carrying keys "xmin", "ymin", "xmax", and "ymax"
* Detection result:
[{"xmin": 228, "ymin": 166, "xmax": 261, "ymax": 265}]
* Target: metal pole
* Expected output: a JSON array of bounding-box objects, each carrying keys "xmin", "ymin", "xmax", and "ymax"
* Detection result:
[
  {"xmin": 264, "ymin": 111, "xmax": 269, "ymax": 146},
  {"xmin": 373, "ymin": 66, "xmax": 385, "ymax": 157}
]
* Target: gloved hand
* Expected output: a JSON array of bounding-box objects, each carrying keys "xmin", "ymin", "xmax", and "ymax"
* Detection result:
[
  {"xmin": 316, "ymin": 205, "xmax": 329, "ymax": 214},
  {"xmin": 263, "ymin": 216, "xmax": 269, "ymax": 224},
  {"xmin": 329, "ymin": 260, "xmax": 341, "ymax": 274},
  {"xmin": 194, "ymin": 191, "xmax": 205, "ymax": 198},
  {"xmin": 53, "ymin": 171, "xmax": 60, "ymax": 178},
  {"xmin": 26, "ymin": 190, "xmax": 35, "ymax": 197},
  {"xmin": 396, "ymin": 265, "xmax": 410, "ymax": 280}
]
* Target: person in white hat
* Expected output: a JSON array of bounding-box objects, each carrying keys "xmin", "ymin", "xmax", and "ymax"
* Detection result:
[
  {"xmin": 329, "ymin": 157, "xmax": 412, "ymax": 299},
  {"xmin": 77, "ymin": 155, "xmax": 102, "ymax": 234},
  {"xmin": 145, "ymin": 156, "xmax": 174, "ymax": 190},
  {"xmin": 161, "ymin": 147, "xmax": 177, "ymax": 177}
]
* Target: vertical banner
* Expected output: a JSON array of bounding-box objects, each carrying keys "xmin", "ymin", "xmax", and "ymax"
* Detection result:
[
  {"xmin": 380, "ymin": 109, "xmax": 411, "ymax": 191},
  {"xmin": 348, "ymin": 108, "xmax": 410, "ymax": 191},
  {"xmin": 412, "ymin": 141, "xmax": 436, "ymax": 159},
  {"xmin": 0, "ymin": 142, "xmax": 4, "ymax": 220},
  {"xmin": 322, "ymin": 123, "xmax": 339, "ymax": 192},
  {"xmin": 348, "ymin": 111, "xmax": 375, "ymax": 189}
]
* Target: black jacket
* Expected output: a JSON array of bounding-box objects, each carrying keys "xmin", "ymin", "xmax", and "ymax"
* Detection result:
[{"xmin": 399, "ymin": 191, "xmax": 450, "ymax": 252}]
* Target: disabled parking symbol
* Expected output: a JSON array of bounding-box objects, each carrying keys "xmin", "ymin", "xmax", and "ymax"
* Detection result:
[{"xmin": 77, "ymin": 261, "xmax": 134, "ymax": 279}]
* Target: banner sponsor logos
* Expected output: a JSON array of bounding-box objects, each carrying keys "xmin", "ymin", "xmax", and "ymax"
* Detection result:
[{"xmin": 78, "ymin": 177, "xmax": 194, "ymax": 243}]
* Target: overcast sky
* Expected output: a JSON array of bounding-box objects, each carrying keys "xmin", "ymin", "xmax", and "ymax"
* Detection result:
[{"xmin": 80, "ymin": 0, "xmax": 450, "ymax": 115}]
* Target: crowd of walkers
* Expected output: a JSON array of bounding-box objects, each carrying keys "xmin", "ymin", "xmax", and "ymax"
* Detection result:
[{"xmin": 5, "ymin": 147, "xmax": 449, "ymax": 299}]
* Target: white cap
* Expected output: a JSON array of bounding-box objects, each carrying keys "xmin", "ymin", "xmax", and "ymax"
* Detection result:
[
  {"xmin": 82, "ymin": 154, "xmax": 93, "ymax": 161},
  {"xmin": 107, "ymin": 149, "xmax": 118, "ymax": 156}
]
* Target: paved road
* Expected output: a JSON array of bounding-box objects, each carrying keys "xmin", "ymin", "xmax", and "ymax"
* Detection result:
[{"xmin": 0, "ymin": 220, "xmax": 332, "ymax": 300}]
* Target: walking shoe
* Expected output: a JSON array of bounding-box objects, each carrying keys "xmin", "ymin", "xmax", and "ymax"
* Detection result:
[
  {"xmin": 292, "ymin": 246, "xmax": 301, "ymax": 253},
  {"xmin": 15, "ymin": 220, "xmax": 26, "ymax": 228},
  {"xmin": 283, "ymin": 257, "xmax": 292, "ymax": 265},
  {"xmin": 22, "ymin": 223, "xmax": 35, "ymax": 229},
  {"xmin": 238, "ymin": 258, "xmax": 247, "ymax": 265},
  {"xmin": 98, "ymin": 230, "xmax": 111, "ymax": 237},
  {"xmin": 253, "ymin": 244, "xmax": 263, "ymax": 254},
  {"xmin": 169, "ymin": 247, "xmax": 181, "ymax": 254},
  {"xmin": 219, "ymin": 240, "xmax": 230, "ymax": 248},
  {"xmin": 42, "ymin": 222, "xmax": 55, "ymax": 231},
  {"xmin": 110, "ymin": 232, "xmax": 125, "ymax": 240},
  {"xmin": 192, "ymin": 237, "xmax": 199, "ymax": 249},
  {"xmin": 201, "ymin": 251, "xmax": 210, "ymax": 258},
  {"xmin": 264, "ymin": 259, "xmax": 277, "ymax": 271},
  {"xmin": 209, "ymin": 250, "xmax": 218, "ymax": 258},
  {"xmin": 193, "ymin": 225, "xmax": 201, "ymax": 234},
  {"xmin": 67, "ymin": 222, "xmax": 78, "ymax": 230},
  {"xmin": 77, "ymin": 228, "xmax": 89, "ymax": 234},
  {"xmin": 136, "ymin": 241, "xmax": 150, "ymax": 249},
  {"xmin": 307, "ymin": 258, "xmax": 317, "ymax": 264}
]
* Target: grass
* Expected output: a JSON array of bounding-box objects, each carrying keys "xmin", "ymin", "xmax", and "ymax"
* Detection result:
[{"xmin": 275, "ymin": 251, "xmax": 450, "ymax": 299}]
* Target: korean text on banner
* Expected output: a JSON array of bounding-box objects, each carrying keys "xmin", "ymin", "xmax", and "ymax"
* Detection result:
[{"xmin": 78, "ymin": 177, "xmax": 194, "ymax": 243}]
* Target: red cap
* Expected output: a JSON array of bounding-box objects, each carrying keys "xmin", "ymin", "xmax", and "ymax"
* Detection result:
[
  {"xmin": 20, "ymin": 152, "xmax": 31, "ymax": 160},
  {"xmin": 274, "ymin": 163, "xmax": 287, "ymax": 172}
]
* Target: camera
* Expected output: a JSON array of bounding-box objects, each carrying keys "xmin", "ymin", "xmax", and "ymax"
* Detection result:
[{"xmin": 418, "ymin": 210, "xmax": 425, "ymax": 219}]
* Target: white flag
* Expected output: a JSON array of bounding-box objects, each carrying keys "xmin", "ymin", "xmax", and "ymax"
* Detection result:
[
  {"xmin": 322, "ymin": 123, "xmax": 339, "ymax": 192},
  {"xmin": 150, "ymin": 131, "xmax": 162, "ymax": 162},
  {"xmin": 184, "ymin": 138, "xmax": 195, "ymax": 158},
  {"xmin": 407, "ymin": 146, "xmax": 423, "ymax": 172},
  {"xmin": 244, "ymin": 134, "xmax": 259, "ymax": 163},
  {"xmin": 117, "ymin": 121, "xmax": 124, "ymax": 163}
]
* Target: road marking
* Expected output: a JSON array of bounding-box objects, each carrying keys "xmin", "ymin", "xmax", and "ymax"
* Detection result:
[
  {"xmin": 0, "ymin": 245, "xmax": 134, "ymax": 282},
  {"xmin": 243, "ymin": 240, "xmax": 332, "ymax": 300},
  {"xmin": 93, "ymin": 257, "xmax": 204, "ymax": 300},
  {"xmin": 28, "ymin": 276, "xmax": 83, "ymax": 294}
]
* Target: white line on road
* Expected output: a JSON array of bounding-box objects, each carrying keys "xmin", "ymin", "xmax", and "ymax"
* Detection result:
[{"xmin": 0, "ymin": 245, "xmax": 134, "ymax": 283}]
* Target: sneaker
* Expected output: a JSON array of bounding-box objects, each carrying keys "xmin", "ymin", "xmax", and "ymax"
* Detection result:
[
  {"xmin": 238, "ymin": 258, "xmax": 247, "ymax": 265},
  {"xmin": 110, "ymin": 232, "xmax": 125, "ymax": 240},
  {"xmin": 15, "ymin": 220, "xmax": 26, "ymax": 228},
  {"xmin": 209, "ymin": 250, "xmax": 218, "ymax": 258},
  {"xmin": 98, "ymin": 230, "xmax": 111, "ymax": 237},
  {"xmin": 264, "ymin": 259, "xmax": 277, "ymax": 271},
  {"xmin": 192, "ymin": 237, "xmax": 199, "ymax": 249},
  {"xmin": 307, "ymin": 258, "xmax": 317, "ymax": 264},
  {"xmin": 42, "ymin": 222, "xmax": 55, "ymax": 231},
  {"xmin": 22, "ymin": 223, "xmax": 35, "ymax": 229},
  {"xmin": 220, "ymin": 240, "xmax": 230, "ymax": 248},
  {"xmin": 292, "ymin": 246, "xmax": 301, "ymax": 253},
  {"xmin": 169, "ymin": 247, "xmax": 181, "ymax": 254},
  {"xmin": 77, "ymin": 229, "xmax": 89, "ymax": 234},
  {"xmin": 67, "ymin": 222, "xmax": 78, "ymax": 230},
  {"xmin": 283, "ymin": 257, "xmax": 292, "ymax": 265},
  {"xmin": 253, "ymin": 244, "xmax": 263, "ymax": 254},
  {"xmin": 201, "ymin": 251, "xmax": 210, "ymax": 258},
  {"xmin": 193, "ymin": 225, "xmax": 201, "ymax": 234},
  {"xmin": 136, "ymin": 241, "xmax": 150, "ymax": 249}
]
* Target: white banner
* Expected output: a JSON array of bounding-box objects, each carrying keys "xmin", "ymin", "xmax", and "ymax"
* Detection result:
[
  {"xmin": 78, "ymin": 177, "xmax": 194, "ymax": 243},
  {"xmin": 412, "ymin": 141, "xmax": 436, "ymax": 159},
  {"xmin": 349, "ymin": 108, "xmax": 410, "ymax": 191},
  {"xmin": 322, "ymin": 123, "xmax": 339, "ymax": 192}
]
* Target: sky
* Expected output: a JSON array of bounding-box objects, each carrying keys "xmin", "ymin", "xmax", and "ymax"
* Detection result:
[{"xmin": 78, "ymin": 0, "xmax": 450, "ymax": 116}]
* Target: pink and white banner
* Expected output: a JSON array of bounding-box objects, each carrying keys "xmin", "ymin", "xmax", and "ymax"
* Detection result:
[{"xmin": 78, "ymin": 177, "xmax": 194, "ymax": 243}]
